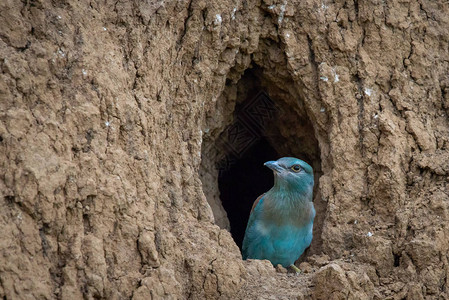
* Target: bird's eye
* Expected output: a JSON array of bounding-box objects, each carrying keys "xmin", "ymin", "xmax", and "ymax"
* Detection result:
[{"xmin": 291, "ymin": 165, "xmax": 301, "ymax": 172}]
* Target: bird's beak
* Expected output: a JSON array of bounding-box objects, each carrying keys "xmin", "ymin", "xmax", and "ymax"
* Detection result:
[{"xmin": 264, "ymin": 161, "xmax": 283, "ymax": 173}]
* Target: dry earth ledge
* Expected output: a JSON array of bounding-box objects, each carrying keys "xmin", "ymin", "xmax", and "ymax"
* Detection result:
[{"xmin": 1, "ymin": 0, "xmax": 448, "ymax": 299}]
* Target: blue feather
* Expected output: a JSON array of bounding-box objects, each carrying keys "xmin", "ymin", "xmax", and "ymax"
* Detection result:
[{"xmin": 242, "ymin": 157, "xmax": 315, "ymax": 267}]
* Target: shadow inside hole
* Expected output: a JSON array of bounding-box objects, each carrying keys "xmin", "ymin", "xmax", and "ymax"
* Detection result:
[{"xmin": 218, "ymin": 138, "xmax": 279, "ymax": 249}]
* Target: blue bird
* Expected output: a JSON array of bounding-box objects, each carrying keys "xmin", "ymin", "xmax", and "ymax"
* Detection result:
[{"xmin": 242, "ymin": 157, "xmax": 315, "ymax": 271}]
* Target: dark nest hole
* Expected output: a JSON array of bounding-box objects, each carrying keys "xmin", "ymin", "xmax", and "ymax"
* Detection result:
[
  {"xmin": 200, "ymin": 67, "xmax": 325, "ymax": 259},
  {"xmin": 219, "ymin": 138, "xmax": 279, "ymax": 248}
]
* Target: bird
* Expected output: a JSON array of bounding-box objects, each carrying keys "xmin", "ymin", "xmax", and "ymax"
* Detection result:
[{"xmin": 242, "ymin": 157, "xmax": 315, "ymax": 272}]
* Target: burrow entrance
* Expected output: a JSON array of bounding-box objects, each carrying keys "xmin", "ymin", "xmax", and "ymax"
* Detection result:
[{"xmin": 200, "ymin": 66, "xmax": 325, "ymax": 256}]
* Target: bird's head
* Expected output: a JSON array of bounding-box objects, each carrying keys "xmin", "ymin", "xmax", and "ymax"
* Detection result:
[{"xmin": 264, "ymin": 157, "xmax": 314, "ymax": 195}]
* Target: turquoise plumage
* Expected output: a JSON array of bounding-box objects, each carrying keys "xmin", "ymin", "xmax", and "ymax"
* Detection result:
[{"xmin": 242, "ymin": 157, "xmax": 315, "ymax": 269}]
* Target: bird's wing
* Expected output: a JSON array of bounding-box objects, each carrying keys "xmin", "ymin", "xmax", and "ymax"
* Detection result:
[
  {"xmin": 250, "ymin": 193, "xmax": 266, "ymax": 214},
  {"xmin": 242, "ymin": 193, "xmax": 266, "ymax": 259}
]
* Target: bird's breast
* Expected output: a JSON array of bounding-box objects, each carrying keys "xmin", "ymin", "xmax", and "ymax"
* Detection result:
[{"xmin": 262, "ymin": 195, "xmax": 315, "ymax": 228}]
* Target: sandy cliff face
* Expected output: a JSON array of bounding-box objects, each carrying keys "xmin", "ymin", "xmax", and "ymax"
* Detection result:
[{"xmin": 1, "ymin": 0, "xmax": 448, "ymax": 299}]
